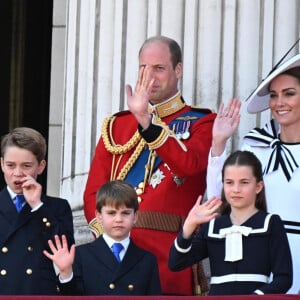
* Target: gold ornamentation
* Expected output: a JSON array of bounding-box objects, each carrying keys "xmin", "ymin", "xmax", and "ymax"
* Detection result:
[
  {"xmin": 150, "ymin": 92, "xmax": 185, "ymax": 117},
  {"xmin": 101, "ymin": 116, "xmax": 141, "ymax": 155},
  {"xmin": 101, "ymin": 116, "xmax": 146, "ymax": 180}
]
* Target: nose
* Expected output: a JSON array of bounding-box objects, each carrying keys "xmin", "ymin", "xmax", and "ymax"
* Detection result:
[
  {"xmin": 13, "ymin": 167, "xmax": 25, "ymax": 177},
  {"xmin": 232, "ymin": 184, "xmax": 241, "ymax": 193},
  {"xmin": 115, "ymin": 213, "xmax": 123, "ymax": 222},
  {"xmin": 275, "ymin": 94, "xmax": 285, "ymax": 106}
]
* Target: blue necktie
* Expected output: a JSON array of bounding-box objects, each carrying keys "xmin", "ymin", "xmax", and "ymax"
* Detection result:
[
  {"xmin": 112, "ymin": 243, "xmax": 123, "ymax": 262},
  {"xmin": 15, "ymin": 194, "xmax": 26, "ymax": 212}
]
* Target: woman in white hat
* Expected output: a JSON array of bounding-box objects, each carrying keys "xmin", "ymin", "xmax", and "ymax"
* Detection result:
[{"xmin": 206, "ymin": 53, "xmax": 300, "ymax": 294}]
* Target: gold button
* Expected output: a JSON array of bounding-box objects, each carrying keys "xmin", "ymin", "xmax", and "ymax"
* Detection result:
[
  {"xmin": 137, "ymin": 196, "xmax": 142, "ymax": 203},
  {"xmin": 1, "ymin": 247, "xmax": 8, "ymax": 253},
  {"xmin": 27, "ymin": 246, "xmax": 33, "ymax": 252},
  {"xmin": 42, "ymin": 218, "xmax": 47, "ymax": 223},
  {"xmin": 26, "ymin": 269, "xmax": 32, "ymax": 275},
  {"xmin": 109, "ymin": 283, "xmax": 115, "ymax": 290},
  {"xmin": 0, "ymin": 270, "xmax": 7, "ymax": 276},
  {"xmin": 128, "ymin": 284, "xmax": 134, "ymax": 291},
  {"xmin": 45, "ymin": 222, "xmax": 51, "ymax": 227}
]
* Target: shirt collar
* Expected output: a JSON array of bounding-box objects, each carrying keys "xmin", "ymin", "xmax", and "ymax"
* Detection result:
[
  {"xmin": 6, "ymin": 185, "xmax": 18, "ymax": 200},
  {"xmin": 102, "ymin": 233, "xmax": 130, "ymax": 251}
]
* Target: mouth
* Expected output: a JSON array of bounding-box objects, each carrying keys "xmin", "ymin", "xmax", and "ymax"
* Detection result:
[
  {"xmin": 14, "ymin": 180, "xmax": 23, "ymax": 188},
  {"xmin": 276, "ymin": 110, "xmax": 290, "ymax": 115},
  {"xmin": 113, "ymin": 226, "xmax": 124, "ymax": 230},
  {"xmin": 231, "ymin": 197, "xmax": 242, "ymax": 201}
]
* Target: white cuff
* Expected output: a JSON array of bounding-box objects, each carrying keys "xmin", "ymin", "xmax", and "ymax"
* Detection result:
[
  {"xmin": 174, "ymin": 237, "xmax": 192, "ymax": 253},
  {"xmin": 59, "ymin": 272, "xmax": 73, "ymax": 283}
]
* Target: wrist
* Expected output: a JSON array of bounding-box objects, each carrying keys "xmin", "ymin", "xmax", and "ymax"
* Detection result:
[
  {"xmin": 135, "ymin": 112, "xmax": 152, "ymax": 130},
  {"xmin": 211, "ymin": 137, "xmax": 227, "ymax": 156}
]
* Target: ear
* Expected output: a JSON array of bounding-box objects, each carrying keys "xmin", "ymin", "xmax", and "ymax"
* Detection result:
[
  {"xmin": 256, "ymin": 180, "xmax": 264, "ymax": 194},
  {"xmin": 175, "ymin": 62, "xmax": 183, "ymax": 79},
  {"xmin": 0, "ymin": 157, "xmax": 4, "ymax": 173},
  {"xmin": 133, "ymin": 212, "xmax": 138, "ymax": 224},
  {"xmin": 37, "ymin": 160, "xmax": 46, "ymax": 175},
  {"xmin": 95, "ymin": 210, "xmax": 102, "ymax": 223}
]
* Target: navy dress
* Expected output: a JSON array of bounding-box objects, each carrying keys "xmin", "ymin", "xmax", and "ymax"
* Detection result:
[{"xmin": 169, "ymin": 211, "xmax": 292, "ymax": 295}]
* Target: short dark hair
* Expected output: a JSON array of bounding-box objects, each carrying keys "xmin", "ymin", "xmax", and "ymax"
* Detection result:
[
  {"xmin": 220, "ymin": 150, "xmax": 267, "ymax": 215},
  {"xmin": 1, "ymin": 127, "xmax": 47, "ymax": 163},
  {"xmin": 96, "ymin": 180, "xmax": 139, "ymax": 212},
  {"xmin": 139, "ymin": 35, "xmax": 182, "ymax": 69}
]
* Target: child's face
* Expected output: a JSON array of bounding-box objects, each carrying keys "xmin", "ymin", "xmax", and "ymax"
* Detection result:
[
  {"xmin": 223, "ymin": 165, "xmax": 263, "ymax": 211},
  {"xmin": 1, "ymin": 146, "xmax": 46, "ymax": 194},
  {"xmin": 96, "ymin": 204, "xmax": 137, "ymax": 241}
]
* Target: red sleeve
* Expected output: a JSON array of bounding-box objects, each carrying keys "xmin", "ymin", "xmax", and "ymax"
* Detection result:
[{"xmin": 83, "ymin": 137, "xmax": 112, "ymax": 223}]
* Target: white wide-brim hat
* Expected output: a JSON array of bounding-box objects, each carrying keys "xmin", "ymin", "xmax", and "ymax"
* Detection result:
[{"xmin": 246, "ymin": 53, "xmax": 300, "ymax": 113}]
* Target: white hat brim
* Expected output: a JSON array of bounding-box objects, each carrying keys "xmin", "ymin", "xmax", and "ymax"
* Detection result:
[{"xmin": 246, "ymin": 53, "xmax": 300, "ymax": 114}]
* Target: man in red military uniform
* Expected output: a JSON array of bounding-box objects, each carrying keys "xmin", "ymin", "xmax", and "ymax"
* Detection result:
[{"xmin": 84, "ymin": 36, "xmax": 216, "ymax": 295}]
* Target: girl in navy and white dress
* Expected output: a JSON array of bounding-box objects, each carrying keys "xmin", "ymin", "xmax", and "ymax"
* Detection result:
[
  {"xmin": 169, "ymin": 150, "xmax": 292, "ymax": 295},
  {"xmin": 207, "ymin": 54, "xmax": 300, "ymax": 294}
]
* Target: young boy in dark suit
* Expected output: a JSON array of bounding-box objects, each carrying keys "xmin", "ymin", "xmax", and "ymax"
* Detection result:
[
  {"xmin": 0, "ymin": 127, "xmax": 74, "ymax": 295},
  {"xmin": 44, "ymin": 180, "xmax": 161, "ymax": 295}
]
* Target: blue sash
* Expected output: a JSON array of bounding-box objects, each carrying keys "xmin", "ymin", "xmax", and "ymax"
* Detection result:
[{"xmin": 125, "ymin": 110, "xmax": 207, "ymax": 187}]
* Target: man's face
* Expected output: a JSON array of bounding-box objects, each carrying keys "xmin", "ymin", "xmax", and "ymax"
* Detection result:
[{"xmin": 139, "ymin": 41, "xmax": 182, "ymax": 104}]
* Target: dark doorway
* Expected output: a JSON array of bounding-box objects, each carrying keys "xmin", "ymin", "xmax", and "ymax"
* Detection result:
[{"xmin": 0, "ymin": 0, "xmax": 53, "ymax": 190}]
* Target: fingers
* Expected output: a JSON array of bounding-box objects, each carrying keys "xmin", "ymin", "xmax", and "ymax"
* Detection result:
[
  {"xmin": 135, "ymin": 66, "xmax": 154, "ymax": 93},
  {"xmin": 195, "ymin": 195, "xmax": 203, "ymax": 205},
  {"xmin": 125, "ymin": 84, "xmax": 133, "ymax": 97},
  {"xmin": 205, "ymin": 196, "xmax": 222, "ymax": 211},
  {"xmin": 47, "ymin": 235, "xmax": 67, "ymax": 253},
  {"xmin": 218, "ymin": 99, "xmax": 241, "ymax": 119}
]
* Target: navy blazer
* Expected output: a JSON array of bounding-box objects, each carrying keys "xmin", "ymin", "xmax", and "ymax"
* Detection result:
[
  {"xmin": 0, "ymin": 187, "xmax": 74, "ymax": 295},
  {"xmin": 59, "ymin": 235, "xmax": 161, "ymax": 295}
]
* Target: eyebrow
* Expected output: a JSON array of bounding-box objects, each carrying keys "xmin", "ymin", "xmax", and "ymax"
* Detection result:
[{"xmin": 270, "ymin": 87, "xmax": 297, "ymax": 93}]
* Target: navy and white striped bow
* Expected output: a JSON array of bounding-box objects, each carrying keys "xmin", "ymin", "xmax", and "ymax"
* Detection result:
[{"xmin": 244, "ymin": 119, "xmax": 299, "ymax": 181}]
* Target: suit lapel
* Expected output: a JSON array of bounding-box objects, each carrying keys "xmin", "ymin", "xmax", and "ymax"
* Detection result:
[
  {"xmin": 88, "ymin": 237, "xmax": 146, "ymax": 282},
  {"xmin": 90, "ymin": 236, "xmax": 120, "ymax": 271},
  {"xmin": 111, "ymin": 240, "xmax": 145, "ymax": 281},
  {"xmin": 0, "ymin": 188, "xmax": 32, "ymax": 245}
]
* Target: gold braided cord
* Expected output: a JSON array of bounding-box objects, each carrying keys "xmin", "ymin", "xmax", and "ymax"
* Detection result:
[
  {"xmin": 101, "ymin": 116, "xmax": 141, "ymax": 155},
  {"xmin": 116, "ymin": 138, "xmax": 147, "ymax": 180},
  {"xmin": 110, "ymin": 154, "xmax": 123, "ymax": 181}
]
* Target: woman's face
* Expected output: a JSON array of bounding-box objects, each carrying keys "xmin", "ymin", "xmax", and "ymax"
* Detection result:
[{"xmin": 269, "ymin": 74, "xmax": 300, "ymax": 128}]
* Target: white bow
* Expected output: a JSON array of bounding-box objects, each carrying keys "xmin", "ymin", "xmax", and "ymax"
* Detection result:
[{"xmin": 219, "ymin": 225, "xmax": 252, "ymax": 262}]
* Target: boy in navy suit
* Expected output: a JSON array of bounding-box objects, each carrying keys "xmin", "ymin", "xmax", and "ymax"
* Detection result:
[
  {"xmin": 44, "ymin": 180, "xmax": 161, "ymax": 295},
  {"xmin": 0, "ymin": 127, "xmax": 74, "ymax": 294}
]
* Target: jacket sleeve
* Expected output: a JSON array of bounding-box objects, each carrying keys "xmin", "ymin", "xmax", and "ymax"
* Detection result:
[
  {"xmin": 254, "ymin": 215, "xmax": 292, "ymax": 294},
  {"xmin": 206, "ymin": 148, "xmax": 227, "ymax": 198}
]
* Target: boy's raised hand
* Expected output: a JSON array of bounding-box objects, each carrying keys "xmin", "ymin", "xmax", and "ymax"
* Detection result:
[{"xmin": 43, "ymin": 235, "xmax": 75, "ymax": 280}]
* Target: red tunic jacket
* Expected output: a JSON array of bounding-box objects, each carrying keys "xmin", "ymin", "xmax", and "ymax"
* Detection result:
[{"xmin": 84, "ymin": 99, "xmax": 216, "ymax": 295}]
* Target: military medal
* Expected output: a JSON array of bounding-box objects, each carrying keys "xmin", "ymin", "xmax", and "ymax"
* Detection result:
[
  {"xmin": 172, "ymin": 174, "xmax": 185, "ymax": 187},
  {"xmin": 150, "ymin": 169, "xmax": 166, "ymax": 188},
  {"xmin": 181, "ymin": 120, "xmax": 191, "ymax": 139}
]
